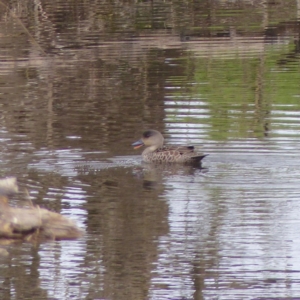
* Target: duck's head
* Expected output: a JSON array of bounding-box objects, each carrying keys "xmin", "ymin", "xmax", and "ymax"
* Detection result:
[{"xmin": 132, "ymin": 130, "xmax": 164, "ymax": 152}]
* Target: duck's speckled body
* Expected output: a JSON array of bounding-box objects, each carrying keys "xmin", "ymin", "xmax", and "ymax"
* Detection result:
[{"xmin": 132, "ymin": 130, "xmax": 207, "ymax": 164}]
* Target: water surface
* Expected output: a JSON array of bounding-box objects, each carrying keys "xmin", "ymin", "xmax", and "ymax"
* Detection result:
[{"xmin": 0, "ymin": 1, "xmax": 300, "ymax": 299}]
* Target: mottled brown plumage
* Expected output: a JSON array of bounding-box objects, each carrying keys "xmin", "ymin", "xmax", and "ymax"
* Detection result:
[{"xmin": 132, "ymin": 129, "xmax": 207, "ymax": 164}]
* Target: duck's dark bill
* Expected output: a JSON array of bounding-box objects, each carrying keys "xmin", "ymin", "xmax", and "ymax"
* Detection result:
[{"xmin": 132, "ymin": 140, "xmax": 144, "ymax": 149}]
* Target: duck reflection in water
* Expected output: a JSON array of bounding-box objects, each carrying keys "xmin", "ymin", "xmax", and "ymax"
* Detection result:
[{"xmin": 132, "ymin": 129, "xmax": 207, "ymax": 165}]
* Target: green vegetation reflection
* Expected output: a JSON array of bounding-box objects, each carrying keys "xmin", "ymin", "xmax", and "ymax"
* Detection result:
[{"xmin": 169, "ymin": 42, "xmax": 300, "ymax": 141}]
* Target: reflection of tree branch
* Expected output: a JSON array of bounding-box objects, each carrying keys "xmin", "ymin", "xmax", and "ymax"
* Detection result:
[
  {"xmin": 46, "ymin": 78, "xmax": 54, "ymax": 148},
  {"xmin": 254, "ymin": 1, "xmax": 269, "ymax": 137},
  {"xmin": 7, "ymin": 249, "xmax": 48, "ymax": 299},
  {"xmin": 0, "ymin": 0, "xmax": 47, "ymax": 55}
]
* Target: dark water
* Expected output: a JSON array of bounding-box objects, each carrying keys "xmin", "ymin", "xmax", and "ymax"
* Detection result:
[{"xmin": 1, "ymin": 0, "xmax": 300, "ymax": 299}]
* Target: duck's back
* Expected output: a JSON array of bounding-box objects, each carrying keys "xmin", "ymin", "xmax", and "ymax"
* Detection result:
[{"xmin": 143, "ymin": 145, "xmax": 206, "ymax": 163}]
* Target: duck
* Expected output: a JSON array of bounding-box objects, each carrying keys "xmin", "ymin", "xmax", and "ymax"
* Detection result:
[{"xmin": 132, "ymin": 129, "xmax": 207, "ymax": 164}]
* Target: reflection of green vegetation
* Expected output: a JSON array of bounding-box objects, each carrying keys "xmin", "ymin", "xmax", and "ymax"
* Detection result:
[{"xmin": 168, "ymin": 42, "xmax": 300, "ymax": 141}]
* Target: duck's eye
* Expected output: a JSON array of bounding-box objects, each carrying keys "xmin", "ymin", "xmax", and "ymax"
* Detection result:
[{"xmin": 143, "ymin": 130, "xmax": 154, "ymax": 138}]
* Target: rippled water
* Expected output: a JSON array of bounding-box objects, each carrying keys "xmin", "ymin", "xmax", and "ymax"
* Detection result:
[{"xmin": 0, "ymin": 1, "xmax": 300, "ymax": 299}]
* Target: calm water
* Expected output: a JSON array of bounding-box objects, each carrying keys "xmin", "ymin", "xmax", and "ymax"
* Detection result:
[{"xmin": 1, "ymin": 0, "xmax": 300, "ymax": 299}]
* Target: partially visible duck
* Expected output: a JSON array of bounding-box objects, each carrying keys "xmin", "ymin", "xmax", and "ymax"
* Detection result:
[{"xmin": 132, "ymin": 129, "xmax": 207, "ymax": 164}]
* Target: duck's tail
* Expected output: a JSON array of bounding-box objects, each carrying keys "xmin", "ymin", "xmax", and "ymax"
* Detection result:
[{"xmin": 191, "ymin": 154, "xmax": 208, "ymax": 163}]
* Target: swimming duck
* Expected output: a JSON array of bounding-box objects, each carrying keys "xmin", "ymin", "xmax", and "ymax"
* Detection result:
[{"xmin": 132, "ymin": 129, "xmax": 207, "ymax": 164}]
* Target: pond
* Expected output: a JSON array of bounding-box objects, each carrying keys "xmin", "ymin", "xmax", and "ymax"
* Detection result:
[{"xmin": 1, "ymin": 0, "xmax": 300, "ymax": 299}]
